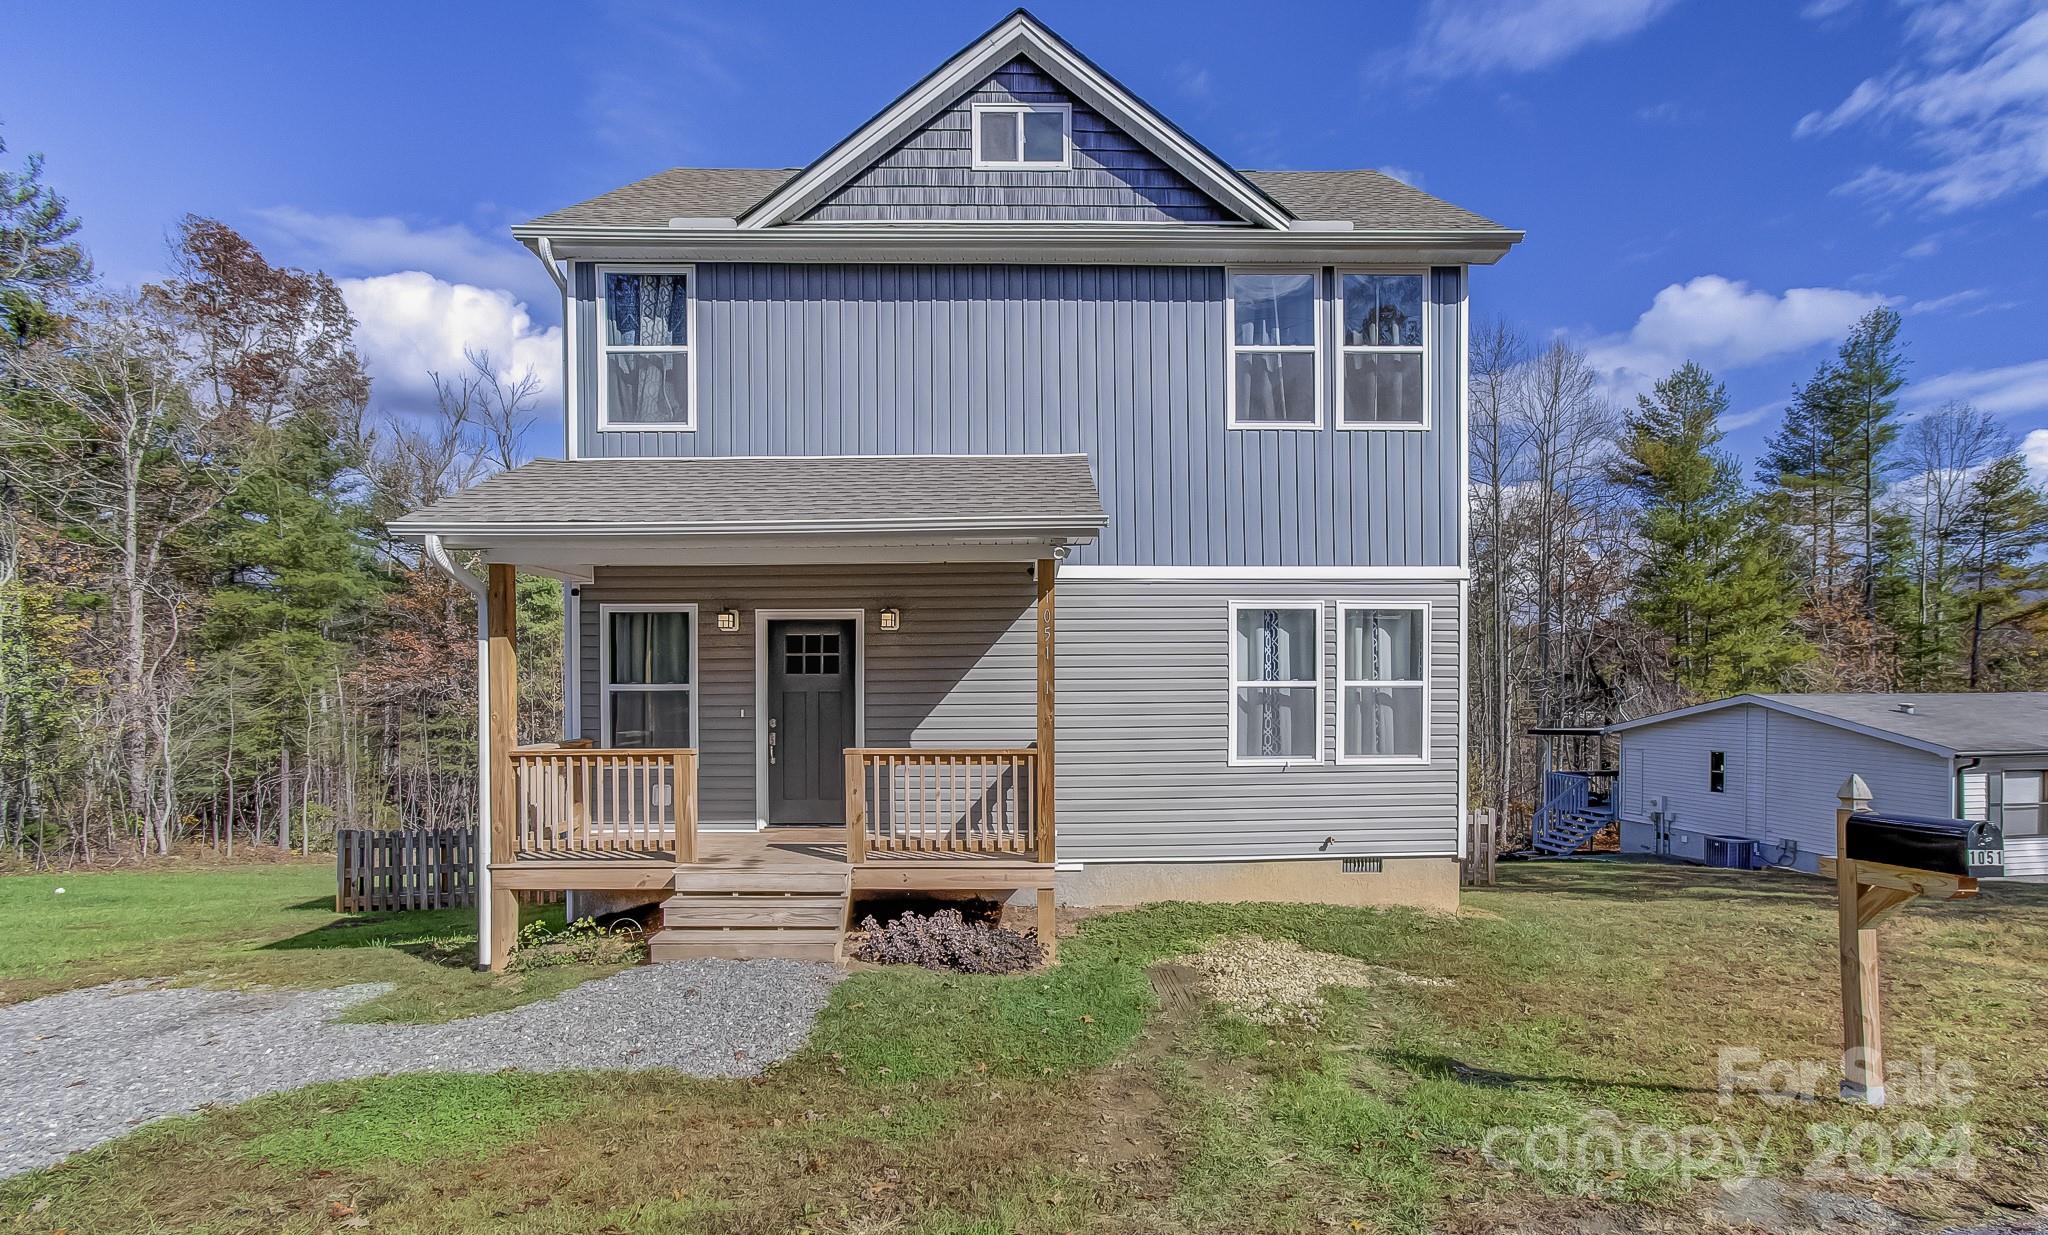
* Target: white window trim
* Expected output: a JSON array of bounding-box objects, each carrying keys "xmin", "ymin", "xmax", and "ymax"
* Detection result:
[
  {"xmin": 1226, "ymin": 600, "xmax": 1327, "ymax": 768},
  {"xmin": 597, "ymin": 602, "xmax": 700, "ymax": 749},
  {"xmin": 1335, "ymin": 601, "xmax": 1431, "ymax": 766},
  {"xmin": 1226, "ymin": 266, "xmax": 1324, "ymax": 430},
  {"xmin": 1336, "ymin": 267, "xmax": 1430, "ymax": 433},
  {"xmin": 594, "ymin": 263, "xmax": 697, "ymax": 433},
  {"xmin": 969, "ymin": 101, "xmax": 1073, "ymax": 170}
]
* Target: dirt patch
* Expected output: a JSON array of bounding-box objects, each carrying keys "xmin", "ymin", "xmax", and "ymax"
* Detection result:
[{"xmin": 1170, "ymin": 935, "xmax": 1451, "ymax": 1026}]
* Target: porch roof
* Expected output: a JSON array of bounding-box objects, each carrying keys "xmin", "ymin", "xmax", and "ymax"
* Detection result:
[{"xmin": 389, "ymin": 453, "xmax": 1107, "ymax": 545}]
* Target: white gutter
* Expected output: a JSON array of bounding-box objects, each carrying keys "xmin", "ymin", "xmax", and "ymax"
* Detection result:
[
  {"xmin": 528, "ymin": 236, "xmax": 568, "ymax": 294},
  {"xmin": 424, "ymin": 534, "xmax": 497, "ymax": 970}
]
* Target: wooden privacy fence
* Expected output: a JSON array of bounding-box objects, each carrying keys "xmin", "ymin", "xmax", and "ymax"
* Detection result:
[
  {"xmin": 844, "ymin": 748, "xmax": 1043, "ymax": 861},
  {"xmin": 1460, "ymin": 809, "xmax": 1500, "ymax": 887},
  {"xmin": 336, "ymin": 827, "xmax": 477, "ymax": 912}
]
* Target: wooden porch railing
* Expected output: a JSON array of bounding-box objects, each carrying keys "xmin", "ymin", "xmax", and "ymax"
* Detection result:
[
  {"xmin": 508, "ymin": 745, "xmax": 699, "ymax": 863},
  {"xmin": 843, "ymin": 748, "xmax": 1045, "ymax": 862}
]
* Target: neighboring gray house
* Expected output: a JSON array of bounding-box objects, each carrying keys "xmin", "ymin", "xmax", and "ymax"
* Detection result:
[
  {"xmin": 1605, "ymin": 694, "xmax": 2048, "ymax": 880},
  {"xmin": 392, "ymin": 10, "xmax": 1522, "ymax": 966}
]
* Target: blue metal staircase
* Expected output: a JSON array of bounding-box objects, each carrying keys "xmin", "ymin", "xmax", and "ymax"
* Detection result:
[{"xmin": 1531, "ymin": 771, "xmax": 1615, "ymax": 856}]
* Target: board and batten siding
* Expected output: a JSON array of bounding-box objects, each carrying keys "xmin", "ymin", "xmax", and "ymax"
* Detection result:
[
  {"xmin": 576, "ymin": 568, "xmax": 1461, "ymax": 861},
  {"xmin": 1058, "ymin": 578, "xmax": 1461, "ymax": 863},
  {"xmin": 1617, "ymin": 704, "xmax": 1951, "ymax": 868},
  {"xmin": 804, "ymin": 58, "xmax": 1229, "ymax": 224},
  {"xmin": 572, "ymin": 263, "xmax": 1464, "ymax": 570}
]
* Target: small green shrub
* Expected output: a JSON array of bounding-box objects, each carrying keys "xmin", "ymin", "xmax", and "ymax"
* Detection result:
[{"xmin": 507, "ymin": 916, "xmax": 644, "ymax": 971}]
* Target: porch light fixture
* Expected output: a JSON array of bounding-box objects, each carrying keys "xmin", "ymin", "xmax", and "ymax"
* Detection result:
[
  {"xmin": 878, "ymin": 607, "xmax": 902, "ymax": 632},
  {"xmin": 716, "ymin": 607, "xmax": 741, "ymax": 633}
]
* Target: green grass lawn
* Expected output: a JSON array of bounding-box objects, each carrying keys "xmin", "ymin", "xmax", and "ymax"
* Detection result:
[
  {"xmin": 3, "ymin": 860, "xmax": 2046, "ymax": 1234},
  {"xmin": 0, "ymin": 861, "xmax": 623, "ymax": 1022}
]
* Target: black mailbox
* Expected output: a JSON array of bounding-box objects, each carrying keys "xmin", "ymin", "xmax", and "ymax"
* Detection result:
[{"xmin": 1846, "ymin": 813, "xmax": 2004, "ymax": 879}]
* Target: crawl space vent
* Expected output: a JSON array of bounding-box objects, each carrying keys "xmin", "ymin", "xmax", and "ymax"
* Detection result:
[{"xmin": 1342, "ymin": 857, "xmax": 1383, "ymax": 874}]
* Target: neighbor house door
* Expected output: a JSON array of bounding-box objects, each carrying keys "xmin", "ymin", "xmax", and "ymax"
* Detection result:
[{"xmin": 766, "ymin": 619, "xmax": 857, "ymax": 825}]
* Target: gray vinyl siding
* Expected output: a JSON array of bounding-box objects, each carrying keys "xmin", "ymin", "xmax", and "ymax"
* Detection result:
[
  {"xmin": 573, "ymin": 263, "xmax": 1465, "ymax": 569},
  {"xmin": 1058, "ymin": 577, "xmax": 1462, "ymax": 862},
  {"xmin": 574, "ymin": 568, "xmax": 1461, "ymax": 860},
  {"xmin": 804, "ymin": 58, "xmax": 1230, "ymax": 223},
  {"xmin": 578, "ymin": 564, "xmax": 1038, "ymax": 828}
]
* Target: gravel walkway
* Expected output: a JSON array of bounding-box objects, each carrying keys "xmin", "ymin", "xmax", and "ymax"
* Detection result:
[{"xmin": 0, "ymin": 959, "xmax": 841, "ymax": 1178}]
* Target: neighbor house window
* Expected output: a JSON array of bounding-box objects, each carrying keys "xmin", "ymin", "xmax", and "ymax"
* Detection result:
[
  {"xmin": 1992, "ymin": 770, "xmax": 2044, "ymax": 837},
  {"xmin": 598, "ymin": 267, "xmax": 693, "ymax": 430},
  {"xmin": 601, "ymin": 605, "xmax": 696, "ymax": 748},
  {"xmin": 971, "ymin": 102, "xmax": 1070, "ymax": 169},
  {"xmin": 1230, "ymin": 603, "xmax": 1323, "ymax": 764},
  {"xmin": 1709, "ymin": 751, "xmax": 1726, "ymax": 793},
  {"xmin": 1228, "ymin": 270, "xmax": 1322, "ymax": 427},
  {"xmin": 1339, "ymin": 271, "xmax": 1427, "ymax": 427},
  {"xmin": 1338, "ymin": 605, "xmax": 1427, "ymax": 762}
]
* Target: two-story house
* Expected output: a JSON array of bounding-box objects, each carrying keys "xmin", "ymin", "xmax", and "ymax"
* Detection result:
[{"xmin": 392, "ymin": 9, "xmax": 1522, "ymax": 969}]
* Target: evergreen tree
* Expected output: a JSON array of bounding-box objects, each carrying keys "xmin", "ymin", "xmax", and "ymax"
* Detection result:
[
  {"xmin": 0, "ymin": 129, "xmax": 92, "ymax": 344},
  {"xmin": 1954, "ymin": 455, "xmax": 2048, "ymax": 688},
  {"xmin": 1618, "ymin": 362, "xmax": 1807, "ymax": 696},
  {"xmin": 1828, "ymin": 307, "xmax": 1907, "ymax": 618}
]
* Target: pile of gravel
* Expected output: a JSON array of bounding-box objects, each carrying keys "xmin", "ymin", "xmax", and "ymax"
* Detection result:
[
  {"xmin": 1169, "ymin": 935, "xmax": 1449, "ymax": 1026},
  {"xmin": 0, "ymin": 959, "xmax": 839, "ymax": 1178}
]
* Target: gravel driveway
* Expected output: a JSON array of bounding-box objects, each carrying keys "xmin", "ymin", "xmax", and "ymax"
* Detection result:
[{"xmin": 0, "ymin": 959, "xmax": 841, "ymax": 1178}]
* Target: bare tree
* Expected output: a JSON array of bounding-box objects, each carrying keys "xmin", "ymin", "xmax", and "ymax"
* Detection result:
[
  {"xmin": 1897, "ymin": 401, "xmax": 2011, "ymax": 680},
  {"xmin": 1468, "ymin": 319, "xmax": 1527, "ymax": 834}
]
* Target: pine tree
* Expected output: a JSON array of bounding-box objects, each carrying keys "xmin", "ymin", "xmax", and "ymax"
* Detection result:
[
  {"xmin": 1618, "ymin": 362, "xmax": 1807, "ymax": 696},
  {"xmin": 0, "ymin": 129, "xmax": 93, "ymax": 343},
  {"xmin": 1828, "ymin": 307, "xmax": 1907, "ymax": 620},
  {"xmin": 1954, "ymin": 455, "xmax": 2048, "ymax": 688}
]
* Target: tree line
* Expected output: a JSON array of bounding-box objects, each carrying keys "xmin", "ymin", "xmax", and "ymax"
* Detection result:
[
  {"xmin": 0, "ymin": 132, "xmax": 560, "ymax": 865},
  {"xmin": 1471, "ymin": 313, "xmax": 2048, "ymax": 837}
]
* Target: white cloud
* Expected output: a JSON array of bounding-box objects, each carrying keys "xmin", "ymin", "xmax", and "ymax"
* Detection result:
[
  {"xmin": 1796, "ymin": 5, "xmax": 2048, "ymax": 211},
  {"xmin": 1586, "ymin": 275, "xmax": 1892, "ymax": 398},
  {"xmin": 339, "ymin": 271, "xmax": 561, "ymax": 415},
  {"xmin": 2024, "ymin": 427, "xmax": 2048, "ymax": 480},
  {"xmin": 1906, "ymin": 287, "xmax": 1988, "ymax": 313},
  {"xmin": 1400, "ymin": 0, "xmax": 1681, "ymax": 77},
  {"xmin": 253, "ymin": 208, "xmax": 556, "ymax": 310},
  {"xmin": 1376, "ymin": 165, "xmax": 1425, "ymax": 188},
  {"xmin": 1907, "ymin": 359, "xmax": 2048, "ymax": 417}
]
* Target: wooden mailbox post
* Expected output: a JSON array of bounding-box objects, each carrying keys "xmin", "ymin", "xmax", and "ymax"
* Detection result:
[{"xmin": 1823, "ymin": 774, "xmax": 2004, "ymax": 1106}]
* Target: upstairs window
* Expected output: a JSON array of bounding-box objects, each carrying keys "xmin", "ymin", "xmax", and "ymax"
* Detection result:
[
  {"xmin": 598, "ymin": 267, "xmax": 694, "ymax": 430},
  {"xmin": 1340, "ymin": 271, "xmax": 1427, "ymax": 428},
  {"xmin": 971, "ymin": 102, "xmax": 1071, "ymax": 169},
  {"xmin": 1228, "ymin": 270, "xmax": 1322, "ymax": 427},
  {"xmin": 1230, "ymin": 603, "xmax": 1323, "ymax": 765},
  {"xmin": 1339, "ymin": 605, "xmax": 1428, "ymax": 762}
]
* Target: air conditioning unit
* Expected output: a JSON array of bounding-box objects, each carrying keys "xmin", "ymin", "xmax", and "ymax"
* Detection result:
[{"xmin": 1703, "ymin": 835, "xmax": 1754, "ymax": 870}]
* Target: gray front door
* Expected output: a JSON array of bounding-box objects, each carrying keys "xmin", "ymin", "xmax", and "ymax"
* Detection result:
[{"xmin": 767, "ymin": 619, "xmax": 857, "ymax": 825}]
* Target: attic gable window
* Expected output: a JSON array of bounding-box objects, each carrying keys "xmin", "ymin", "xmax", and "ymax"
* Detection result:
[{"xmin": 971, "ymin": 102, "xmax": 1071, "ymax": 170}]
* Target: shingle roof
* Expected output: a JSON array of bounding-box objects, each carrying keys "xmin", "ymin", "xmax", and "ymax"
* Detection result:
[
  {"xmin": 389, "ymin": 455, "xmax": 1107, "ymax": 540},
  {"xmin": 1609, "ymin": 693, "xmax": 2048, "ymax": 756},
  {"xmin": 521, "ymin": 166, "xmax": 1507, "ymax": 233}
]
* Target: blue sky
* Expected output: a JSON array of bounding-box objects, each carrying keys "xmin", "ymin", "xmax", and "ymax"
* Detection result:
[{"xmin": 7, "ymin": 0, "xmax": 2047, "ymax": 472}]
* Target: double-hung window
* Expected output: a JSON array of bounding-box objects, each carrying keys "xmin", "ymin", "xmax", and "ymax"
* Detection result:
[
  {"xmin": 1228, "ymin": 270, "xmax": 1321, "ymax": 427},
  {"xmin": 971, "ymin": 102, "xmax": 1070, "ymax": 169},
  {"xmin": 1339, "ymin": 271, "xmax": 1427, "ymax": 427},
  {"xmin": 598, "ymin": 266, "xmax": 694, "ymax": 430},
  {"xmin": 1991, "ymin": 771, "xmax": 2045, "ymax": 838},
  {"xmin": 600, "ymin": 604, "xmax": 696, "ymax": 749},
  {"xmin": 1230, "ymin": 602, "xmax": 1323, "ymax": 764},
  {"xmin": 1338, "ymin": 605, "xmax": 1427, "ymax": 762}
]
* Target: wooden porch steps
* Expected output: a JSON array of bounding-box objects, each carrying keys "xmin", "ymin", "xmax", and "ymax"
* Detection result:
[{"xmin": 651, "ymin": 875, "xmax": 853, "ymax": 963}]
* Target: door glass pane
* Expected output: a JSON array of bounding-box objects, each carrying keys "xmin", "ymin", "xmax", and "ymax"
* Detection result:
[
  {"xmin": 1234, "ymin": 351, "xmax": 1318, "ymax": 423},
  {"xmin": 606, "ymin": 352, "xmax": 690, "ymax": 424},
  {"xmin": 1231, "ymin": 272, "xmax": 1316, "ymax": 346},
  {"xmin": 610, "ymin": 611, "xmax": 690, "ymax": 684},
  {"xmin": 605, "ymin": 273, "xmax": 687, "ymax": 347},
  {"xmin": 611, "ymin": 690, "xmax": 690, "ymax": 749},
  {"xmin": 1344, "ymin": 609, "xmax": 1422, "ymax": 681},
  {"xmin": 1342, "ymin": 352, "xmax": 1423, "ymax": 425},
  {"xmin": 978, "ymin": 108, "xmax": 1018, "ymax": 161},
  {"xmin": 1235, "ymin": 607, "xmax": 1317, "ymax": 682},
  {"xmin": 1344, "ymin": 684, "xmax": 1424, "ymax": 758},
  {"xmin": 1341, "ymin": 273, "xmax": 1423, "ymax": 347},
  {"xmin": 1236, "ymin": 686, "xmax": 1318, "ymax": 760},
  {"xmin": 1021, "ymin": 109, "xmax": 1065, "ymax": 161}
]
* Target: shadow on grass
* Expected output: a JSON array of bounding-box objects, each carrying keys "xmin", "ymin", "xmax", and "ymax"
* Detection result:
[
  {"xmin": 1389, "ymin": 1051, "xmax": 1721, "ymax": 1097},
  {"xmin": 259, "ymin": 907, "xmax": 479, "ymax": 969}
]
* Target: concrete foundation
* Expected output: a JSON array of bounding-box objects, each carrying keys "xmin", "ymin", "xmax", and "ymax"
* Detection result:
[{"xmin": 1053, "ymin": 856, "xmax": 1459, "ymax": 913}]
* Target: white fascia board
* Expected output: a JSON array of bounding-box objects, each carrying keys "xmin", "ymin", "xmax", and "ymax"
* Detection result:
[
  {"xmin": 1059, "ymin": 564, "xmax": 1467, "ymax": 581},
  {"xmin": 1605, "ymin": 695, "xmax": 1959, "ymax": 759},
  {"xmin": 734, "ymin": 12, "xmax": 1292, "ymax": 231},
  {"xmin": 390, "ymin": 516, "xmax": 1104, "ymax": 540}
]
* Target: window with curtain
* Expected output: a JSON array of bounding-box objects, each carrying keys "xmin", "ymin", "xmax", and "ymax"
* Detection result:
[
  {"xmin": 600, "ymin": 270, "xmax": 692, "ymax": 428},
  {"xmin": 1229, "ymin": 271, "xmax": 1320, "ymax": 426},
  {"xmin": 1339, "ymin": 606, "xmax": 1426, "ymax": 761},
  {"xmin": 1339, "ymin": 272, "xmax": 1426, "ymax": 427},
  {"xmin": 1231, "ymin": 604, "xmax": 1321, "ymax": 762},
  {"xmin": 605, "ymin": 608, "xmax": 692, "ymax": 748}
]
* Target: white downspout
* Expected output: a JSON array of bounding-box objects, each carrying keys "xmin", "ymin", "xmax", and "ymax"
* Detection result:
[{"xmin": 425, "ymin": 534, "xmax": 495, "ymax": 969}]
